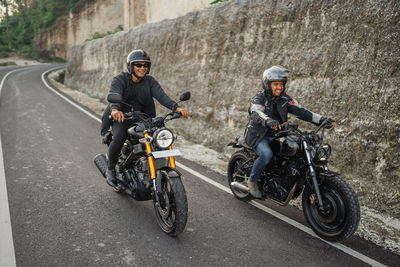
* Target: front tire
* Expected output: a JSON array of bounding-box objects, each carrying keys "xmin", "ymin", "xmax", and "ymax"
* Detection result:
[
  {"xmin": 302, "ymin": 174, "xmax": 360, "ymax": 242},
  {"xmin": 153, "ymin": 171, "xmax": 188, "ymax": 236},
  {"xmin": 227, "ymin": 150, "xmax": 253, "ymax": 200}
]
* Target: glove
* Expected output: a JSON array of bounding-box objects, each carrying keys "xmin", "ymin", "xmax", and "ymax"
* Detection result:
[
  {"xmin": 320, "ymin": 117, "xmax": 335, "ymax": 128},
  {"xmin": 263, "ymin": 119, "xmax": 280, "ymax": 128}
]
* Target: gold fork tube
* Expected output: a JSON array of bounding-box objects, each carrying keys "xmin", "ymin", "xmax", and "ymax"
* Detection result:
[
  {"xmin": 144, "ymin": 132, "xmax": 156, "ymax": 179},
  {"xmin": 169, "ymin": 146, "xmax": 176, "ymax": 168}
]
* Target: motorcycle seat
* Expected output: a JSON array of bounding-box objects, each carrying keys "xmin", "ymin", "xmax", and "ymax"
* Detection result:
[{"xmin": 237, "ymin": 136, "xmax": 252, "ymax": 149}]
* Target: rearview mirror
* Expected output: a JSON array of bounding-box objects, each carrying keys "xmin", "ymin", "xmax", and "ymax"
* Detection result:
[
  {"xmin": 107, "ymin": 93, "xmax": 122, "ymax": 103},
  {"xmin": 179, "ymin": 92, "xmax": 191, "ymax": 102}
]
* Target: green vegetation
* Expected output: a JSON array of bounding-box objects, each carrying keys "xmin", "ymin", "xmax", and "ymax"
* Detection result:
[
  {"xmin": 210, "ymin": 0, "xmax": 231, "ymax": 4},
  {"xmin": 85, "ymin": 25, "xmax": 124, "ymax": 43},
  {"xmin": 0, "ymin": 0, "xmax": 83, "ymax": 58}
]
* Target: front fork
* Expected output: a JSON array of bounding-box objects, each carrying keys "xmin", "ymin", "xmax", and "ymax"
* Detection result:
[
  {"xmin": 303, "ymin": 141, "xmax": 325, "ymax": 212},
  {"xmin": 143, "ymin": 131, "xmax": 176, "ymax": 205}
]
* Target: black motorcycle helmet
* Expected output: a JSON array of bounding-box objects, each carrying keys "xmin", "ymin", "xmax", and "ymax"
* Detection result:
[
  {"xmin": 261, "ymin": 66, "xmax": 289, "ymax": 95},
  {"xmin": 126, "ymin": 49, "xmax": 151, "ymax": 76}
]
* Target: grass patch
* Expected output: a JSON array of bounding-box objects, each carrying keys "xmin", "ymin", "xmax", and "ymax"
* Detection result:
[{"xmin": 85, "ymin": 25, "xmax": 124, "ymax": 42}]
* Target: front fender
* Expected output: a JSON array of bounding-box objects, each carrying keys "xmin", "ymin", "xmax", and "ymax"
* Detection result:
[
  {"xmin": 155, "ymin": 167, "xmax": 183, "ymax": 191},
  {"xmin": 316, "ymin": 170, "xmax": 340, "ymax": 185}
]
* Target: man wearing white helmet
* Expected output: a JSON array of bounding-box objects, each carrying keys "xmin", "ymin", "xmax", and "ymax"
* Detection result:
[{"xmin": 244, "ymin": 66, "xmax": 336, "ymax": 198}]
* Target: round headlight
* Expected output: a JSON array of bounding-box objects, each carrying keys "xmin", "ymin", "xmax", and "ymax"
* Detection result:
[
  {"xmin": 154, "ymin": 129, "xmax": 174, "ymax": 149},
  {"xmin": 315, "ymin": 144, "xmax": 331, "ymax": 162}
]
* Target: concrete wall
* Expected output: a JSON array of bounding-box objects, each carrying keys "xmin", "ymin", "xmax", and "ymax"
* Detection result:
[
  {"xmin": 34, "ymin": 0, "xmax": 125, "ymax": 59},
  {"xmin": 65, "ymin": 0, "xmax": 400, "ymax": 219},
  {"xmin": 34, "ymin": 0, "xmax": 210, "ymax": 59},
  {"xmin": 144, "ymin": 0, "xmax": 210, "ymax": 25}
]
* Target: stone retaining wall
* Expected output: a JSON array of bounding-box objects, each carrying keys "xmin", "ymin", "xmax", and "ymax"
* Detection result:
[{"xmin": 65, "ymin": 0, "xmax": 400, "ymax": 218}]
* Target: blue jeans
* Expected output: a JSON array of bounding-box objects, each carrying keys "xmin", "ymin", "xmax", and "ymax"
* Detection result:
[{"xmin": 249, "ymin": 136, "xmax": 274, "ymax": 183}]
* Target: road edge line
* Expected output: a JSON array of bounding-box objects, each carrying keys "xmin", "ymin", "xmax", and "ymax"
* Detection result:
[
  {"xmin": 176, "ymin": 161, "xmax": 386, "ymax": 267},
  {"xmin": 40, "ymin": 67, "xmax": 102, "ymax": 123},
  {"xmin": 0, "ymin": 68, "xmax": 25, "ymax": 267}
]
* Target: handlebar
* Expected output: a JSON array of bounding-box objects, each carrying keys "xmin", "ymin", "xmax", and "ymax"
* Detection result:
[
  {"xmin": 109, "ymin": 110, "xmax": 183, "ymax": 126},
  {"xmin": 273, "ymin": 123, "xmax": 300, "ymax": 138},
  {"xmin": 273, "ymin": 119, "xmax": 334, "ymax": 140},
  {"xmin": 109, "ymin": 110, "xmax": 151, "ymax": 122}
]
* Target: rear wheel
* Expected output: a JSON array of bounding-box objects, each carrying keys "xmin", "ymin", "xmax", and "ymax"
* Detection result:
[
  {"xmin": 227, "ymin": 150, "xmax": 253, "ymax": 200},
  {"xmin": 302, "ymin": 174, "xmax": 360, "ymax": 242},
  {"xmin": 153, "ymin": 171, "xmax": 188, "ymax": 236}
]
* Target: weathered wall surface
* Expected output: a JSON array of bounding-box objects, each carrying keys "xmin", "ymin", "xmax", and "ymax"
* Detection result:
[
  {"xmin": 65, "ymin": 0, "xmax": 400, "ymax": 218},
  {"xmin": 34, "ymin": 0, "xmax": 210, "ymax": 59},
  {"xmin": 34, "ymin": 0, "xmax": 124, "ymax": 59},
  {"xmin": 143, "ymin": 0, "xmax": 210, "ymax": 25}
]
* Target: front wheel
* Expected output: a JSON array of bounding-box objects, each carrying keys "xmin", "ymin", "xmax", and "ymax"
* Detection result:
[
  {"xmin": 302, "ymin": 174, "xmax": 360, "ymax": 242},
  {"xmin": 153, "ymin": 171, "xmax": 188, "ymax": 236}
]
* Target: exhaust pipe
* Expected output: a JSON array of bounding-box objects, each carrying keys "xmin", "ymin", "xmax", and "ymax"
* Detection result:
[
  {"xmin": 230, "ymin": 182, "xmax": 250, "ymax": 193},
  {"xmin": 94, "ymin": 154, "xmax": 107, "ymax": 178}
]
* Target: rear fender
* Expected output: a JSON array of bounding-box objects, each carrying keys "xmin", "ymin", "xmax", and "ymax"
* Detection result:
[{"xmin": 227, "ymin": 135, "xmax": 243, "ymax": 148}]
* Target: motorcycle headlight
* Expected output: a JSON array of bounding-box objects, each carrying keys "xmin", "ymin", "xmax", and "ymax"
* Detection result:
[
  {"xmin": 315, "ymin": 144, "xmax": 331, "ymax": 162},
  {"xmin": 153, "ymin": 129, "xmax": 174, "ymax": 149}
]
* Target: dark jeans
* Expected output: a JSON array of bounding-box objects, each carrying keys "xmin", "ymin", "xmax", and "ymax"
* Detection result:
[
  {"xmin": 107, "ymin": 120, "xmax": 136, "ymax": 169},
  {"xmin": 249, "ymin": 136, "xmax": 274, "ymax": 183}
]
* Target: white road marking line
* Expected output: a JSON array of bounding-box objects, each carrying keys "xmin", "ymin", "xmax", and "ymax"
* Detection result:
[
  {"xmin": 40, "ymin": 68, "xmax": 386, "ymax": 267},
  {"xmin": 176, "ymin": 162, "xmax": 386, "ymax": 267},
  {"xmin": 0, "ymin": 68, "xmax": 26, "ymax": 267},
  {"xmin": 0, "ymin": 135, "xmax": 16, "ymax": 267},
  {"xmin": 40, "ymin": 67, "xmax": 102, "ymax": 124}
]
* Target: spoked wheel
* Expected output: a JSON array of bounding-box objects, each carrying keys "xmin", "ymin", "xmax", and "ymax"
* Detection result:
[
  {"xmin": 302, "ymin": 174, "xmax": 360, "ymax": 242},
  {"xmin": 227, "ymin": 150, "xmax": 253, "ymax": 200},
  {"xmin": 153, "ymin": 171, "xmax": 188, "ymax": 236}
]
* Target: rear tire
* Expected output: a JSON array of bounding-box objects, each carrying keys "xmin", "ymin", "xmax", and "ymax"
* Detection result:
[
  {"xmin": 227, "ymin": 150, "xmax": 253, "ymax": 200},
  {"xmin": 302, "ymin": 174, "xmax": 360, "ymax": 242},
  {"xmin": 153, "ymin": 171, "xmax": 188, "ymax": 236}
]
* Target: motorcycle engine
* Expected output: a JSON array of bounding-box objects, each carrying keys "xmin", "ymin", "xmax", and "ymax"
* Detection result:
[
  {"xmin": 121, "ymin": 161, "xmax": 151, "ymax": 201},
  {"xmin": 263, "ymin": 159, "xmax": 303, "ymax": 202},
  {"xmin": 266, "ymin": 178, "xmax": 288, "ymax": 202}
]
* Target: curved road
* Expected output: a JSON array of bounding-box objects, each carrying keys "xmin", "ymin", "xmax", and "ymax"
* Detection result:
[{"xmin": 0, "ymin": 65, "xmax": 399, "ymax": 266}]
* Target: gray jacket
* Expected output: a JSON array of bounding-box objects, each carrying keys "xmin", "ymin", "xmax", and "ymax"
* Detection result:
[{"xmin": 244, "ymin": 90, "xmax": 322, "ymax": 147}]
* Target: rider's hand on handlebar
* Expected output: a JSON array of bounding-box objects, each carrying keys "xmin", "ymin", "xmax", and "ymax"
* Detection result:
[
  {"xmin": 111, "ymin": 108, "xmax": 125, "ymax": 123},
  {"xmin": 264, "ymin": 119, "xmax": 281, "ymax": 130},
  {"xmin": 320, "ymin": 117, "xmax": 336, "ymax": 129},
  {"xmin": 176, "ymin": 107, "xmax": 189, "ymax": 118},
  {"xmin": 280, "ymin": 122, "xmax": 289, "ymax": 131}
]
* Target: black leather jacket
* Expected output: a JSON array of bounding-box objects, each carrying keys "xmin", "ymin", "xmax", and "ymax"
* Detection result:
[
  {"xmin": 101, "ymin": 72, "xmax": 178, "ymax": 136},
  {"xmin": 244, "ymin": 90, "xmax": 322, "ymax": 147}
]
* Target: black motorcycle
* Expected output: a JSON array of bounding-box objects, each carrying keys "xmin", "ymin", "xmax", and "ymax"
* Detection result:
[
  {"xmin": 227, "ymin": 120, "xmax": 360, "ymax": 242},
  {"xmin": 94, "ymin": 92, "xmax": 191, "ymax": 236}
]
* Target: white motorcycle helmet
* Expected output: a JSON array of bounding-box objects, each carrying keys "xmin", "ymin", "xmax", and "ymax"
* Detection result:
[{"xmin": 262, "ymin": 66, "xmax": 289, "ymax": 95}]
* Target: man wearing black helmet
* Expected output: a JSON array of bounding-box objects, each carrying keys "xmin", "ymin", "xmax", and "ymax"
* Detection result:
[
  {"xmin": 244, "ymin": 66, "xmax": 336, "ymax": 198},
  {"xmin": 104, "ymin": 49, "xmax": 189, "ymax": 187}
]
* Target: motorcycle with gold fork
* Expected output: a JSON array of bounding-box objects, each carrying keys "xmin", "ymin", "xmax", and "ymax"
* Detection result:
[{"xmin": 94, "ymin": 92, "xmax": 191, "ymax": 236}]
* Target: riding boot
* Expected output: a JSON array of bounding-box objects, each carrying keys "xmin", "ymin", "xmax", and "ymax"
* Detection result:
[
  {"xmin": 106, "ymin": 168, "xmax": 118, "ymax": 187},
  {"xmin": 247, "ymin": 180, "xmax": 262, "ymax": 198}
]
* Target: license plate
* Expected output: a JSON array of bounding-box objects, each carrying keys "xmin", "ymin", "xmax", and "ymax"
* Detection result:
[{"xmin": 152, "ymin": 149, "xmax": 182, "ymax": 159}]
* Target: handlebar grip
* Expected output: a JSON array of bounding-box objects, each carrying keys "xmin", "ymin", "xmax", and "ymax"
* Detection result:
[{"xmin": 171, "ymin": 111, "xmax": 181, "ymax": 119}]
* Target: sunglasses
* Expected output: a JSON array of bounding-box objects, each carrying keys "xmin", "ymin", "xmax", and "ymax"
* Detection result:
[{"xmin": 133, "ymin": 63, "xmax": 149, "ymax": 68}]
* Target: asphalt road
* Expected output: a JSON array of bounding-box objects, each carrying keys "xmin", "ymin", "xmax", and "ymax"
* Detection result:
[{"xmin": 0, "ymin": 65, "xmax": 399, "ymax": 266}]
